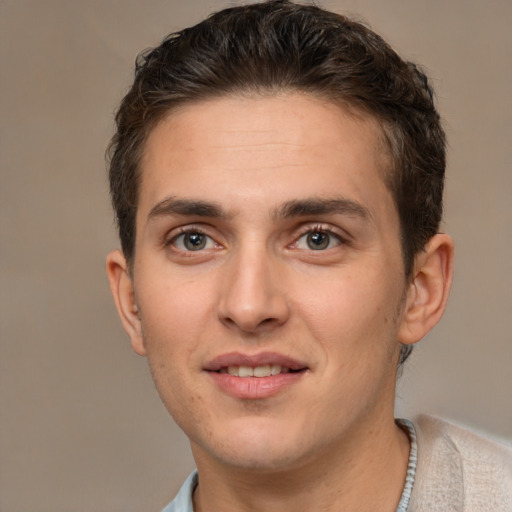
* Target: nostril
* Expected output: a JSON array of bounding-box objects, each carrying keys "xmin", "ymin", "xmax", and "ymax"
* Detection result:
[
  {"xmin": 220, "ymin": 314, "xmax": 282, "ymax": 334},
  {"xmin": 216, "ymin": 265, "xmax": 290, "ymax": 332}
]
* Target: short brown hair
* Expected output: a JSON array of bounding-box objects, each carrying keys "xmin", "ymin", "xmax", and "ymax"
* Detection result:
[{"xmin": 108, "ymin": 0, "xmax": 446, "ymax": 365}]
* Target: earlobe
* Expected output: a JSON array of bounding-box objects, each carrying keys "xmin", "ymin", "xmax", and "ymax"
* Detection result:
[
  {"xmin": 398, "ymin": 234, "xmax": 454, "ymax": 345},
  {"xmin": 106, "ymin": 250, "xmax": 146, "ymax": 356}
]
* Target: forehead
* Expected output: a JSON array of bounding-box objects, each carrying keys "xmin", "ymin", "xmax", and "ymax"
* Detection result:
[{"xmin": 138, "ymin": 93, "xmax": 395, "ymax": 224}]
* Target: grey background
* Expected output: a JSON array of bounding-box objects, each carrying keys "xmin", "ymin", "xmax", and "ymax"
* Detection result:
[{"xmin": 1, "ymin": 1, "xmax": 511, "ymax": 510}]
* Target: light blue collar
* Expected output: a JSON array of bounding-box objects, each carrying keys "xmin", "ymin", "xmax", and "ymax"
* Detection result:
[{"xmin": 161, "ymin": 419, "xmax": 418, "ymax": 512}]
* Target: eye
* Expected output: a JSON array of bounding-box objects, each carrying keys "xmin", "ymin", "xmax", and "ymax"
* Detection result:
[
  {"xmin": 170, "ymin": 231, "xmax": 217, "ymax": 251},
  {"xmin": 295, "ymin": 229, "xmax": 342, "ymax": 251}
]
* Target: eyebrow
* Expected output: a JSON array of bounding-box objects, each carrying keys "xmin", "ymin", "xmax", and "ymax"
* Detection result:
[
  {"xmin": 274, "ymin": 198, "xmax": 371, "ymax": 220},
  {"xmin": 146, "ymin": 196, "xmax": 371, "ymax": 223},
  {"xmin": 147, "ymin": 197, "xmax": 226, "ymax": 221}
]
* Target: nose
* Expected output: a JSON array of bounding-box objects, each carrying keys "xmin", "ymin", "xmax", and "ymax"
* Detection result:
[{"xmin": 217, "ymin": 245, "xmax": 290, "ymax": 334}]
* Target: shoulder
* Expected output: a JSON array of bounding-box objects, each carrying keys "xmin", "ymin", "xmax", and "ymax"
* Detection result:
[{"xmin": 408, "ymin": 415, "xmax": 512, "ymax": 512}]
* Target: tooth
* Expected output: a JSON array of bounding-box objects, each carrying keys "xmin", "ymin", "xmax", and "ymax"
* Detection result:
[
  {"xmin": 270, "ymin": 364, "xmax": 282, "ymax": 375},
  {"xmin": 224, "ymin": 365, "xmax": 290, "ymax": 377},
  {"xmin": 253, "ymin": 365, "xmax": 272, "ymax": 377},
  {"xmin": 238, "ymin": 366, "xmax": 254, "ymax": 378}
]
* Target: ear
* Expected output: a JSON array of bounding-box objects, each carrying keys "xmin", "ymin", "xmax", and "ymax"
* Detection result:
[
  {"xmin": 106, "ymin": 250, "xmax": 146, "ymax": 356},
  {"xmin": 398, "ymin": 234, "xmax": 454, "ymax": 345}
]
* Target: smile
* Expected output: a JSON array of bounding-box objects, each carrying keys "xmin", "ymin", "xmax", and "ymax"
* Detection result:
[
  {"xmin": 205, "ymin": 353, "xmax": 308, "ymax": 399},
  {"xmin": 219, "ymin": 365, "xmax": 291, "ymax": 377}
]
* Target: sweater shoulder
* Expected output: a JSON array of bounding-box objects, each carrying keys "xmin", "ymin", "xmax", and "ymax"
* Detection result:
[{"xmin": 408, "ymin": 415, "xmax": 512, "ymax": 512}]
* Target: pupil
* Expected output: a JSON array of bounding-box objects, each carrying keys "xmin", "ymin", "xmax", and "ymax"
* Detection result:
[
  {"xmin": 184, "ymin": 233, "xmax": 206, "ymax": 250},
  {"xmin": 307, "ymin": 231, "xmax": 329, "ymax": 250}
]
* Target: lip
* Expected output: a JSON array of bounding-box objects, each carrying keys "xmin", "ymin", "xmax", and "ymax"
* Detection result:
[
  {"xmin": 204, "ymin": 351, "xmax": 309, "ymax": 400},
  {"xmin": 204, "ymin": 351, "xmax": 308, "ymax": 372}
]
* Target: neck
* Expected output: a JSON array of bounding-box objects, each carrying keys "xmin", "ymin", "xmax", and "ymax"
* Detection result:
[{"xmin": 191, "ymin": 413, "xmax": 410, "ymax": 512}]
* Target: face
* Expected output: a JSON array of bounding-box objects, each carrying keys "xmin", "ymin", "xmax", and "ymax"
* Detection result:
[{"xmin": 118, "ymin": 93, "xmax": 412, "ymax": 472}]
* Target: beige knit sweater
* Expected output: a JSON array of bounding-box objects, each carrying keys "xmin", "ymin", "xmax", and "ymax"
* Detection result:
[{"xmin": 408, "ymin": 415, "xmax": 512, "ymax": 511}]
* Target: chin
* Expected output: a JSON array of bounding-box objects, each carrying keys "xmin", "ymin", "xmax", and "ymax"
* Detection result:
[
  {"xmin": 191, "ymin": 418, "xmax": 311, "ymax": 472},
  {"xmin": 209, "ymin": 443, "xmax": 305, "ymax": 473}
]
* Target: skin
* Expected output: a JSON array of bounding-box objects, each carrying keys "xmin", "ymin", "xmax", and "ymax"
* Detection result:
[{"xmin": 107, "ymin": 93, "xmax": 454, "ymax": 512}]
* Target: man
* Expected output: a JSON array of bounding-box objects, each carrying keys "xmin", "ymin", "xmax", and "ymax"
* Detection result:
[{"xmin": 106, "ymin": 1, "xmax": 512, "ymax": 510}]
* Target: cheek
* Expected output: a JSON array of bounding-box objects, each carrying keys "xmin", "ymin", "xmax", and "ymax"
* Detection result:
[
  {"xmin": 135, "ymin": 270, "xmax": 220, "ymax": 375},
  {"xmin": 135, "ymin": 286, "xmax": 203, "ymax": 404},
  {"xmin": 300, "ymin": 270, "xmax": 404, "ymax": 359},
  {"xmin": 146, "ymin": 350, "xmax": 206, "ymax": 435},
  {"xmin": 140, "ymin": 300, "xmax": 204, "ymax": 419},
  {"xmin": 137, "ymin": 271, "xmax": 213, "ymax": 342}
]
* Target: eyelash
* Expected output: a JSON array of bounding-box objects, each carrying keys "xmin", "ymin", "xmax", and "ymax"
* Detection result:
[{"xmin": 163, "ymin": 223, "xmax": 349, "ymax": 254}]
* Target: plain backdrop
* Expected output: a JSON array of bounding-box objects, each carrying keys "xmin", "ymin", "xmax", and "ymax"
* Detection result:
[{"xmin": 1, "ymin": 1, "xmax": 511, "ymax": 511}]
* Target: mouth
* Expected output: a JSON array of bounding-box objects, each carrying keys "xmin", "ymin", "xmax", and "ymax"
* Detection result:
[
  {"xmin": 205, "ymin": 352, "xmax": 309, "ymax": 375},
  {"xmin": 205, "ymin": 352, "xmax": 309, "ymax": 399},
  {"xmin": 217, "ymin": 365, "xmax": 303, "ymax": 377}
]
